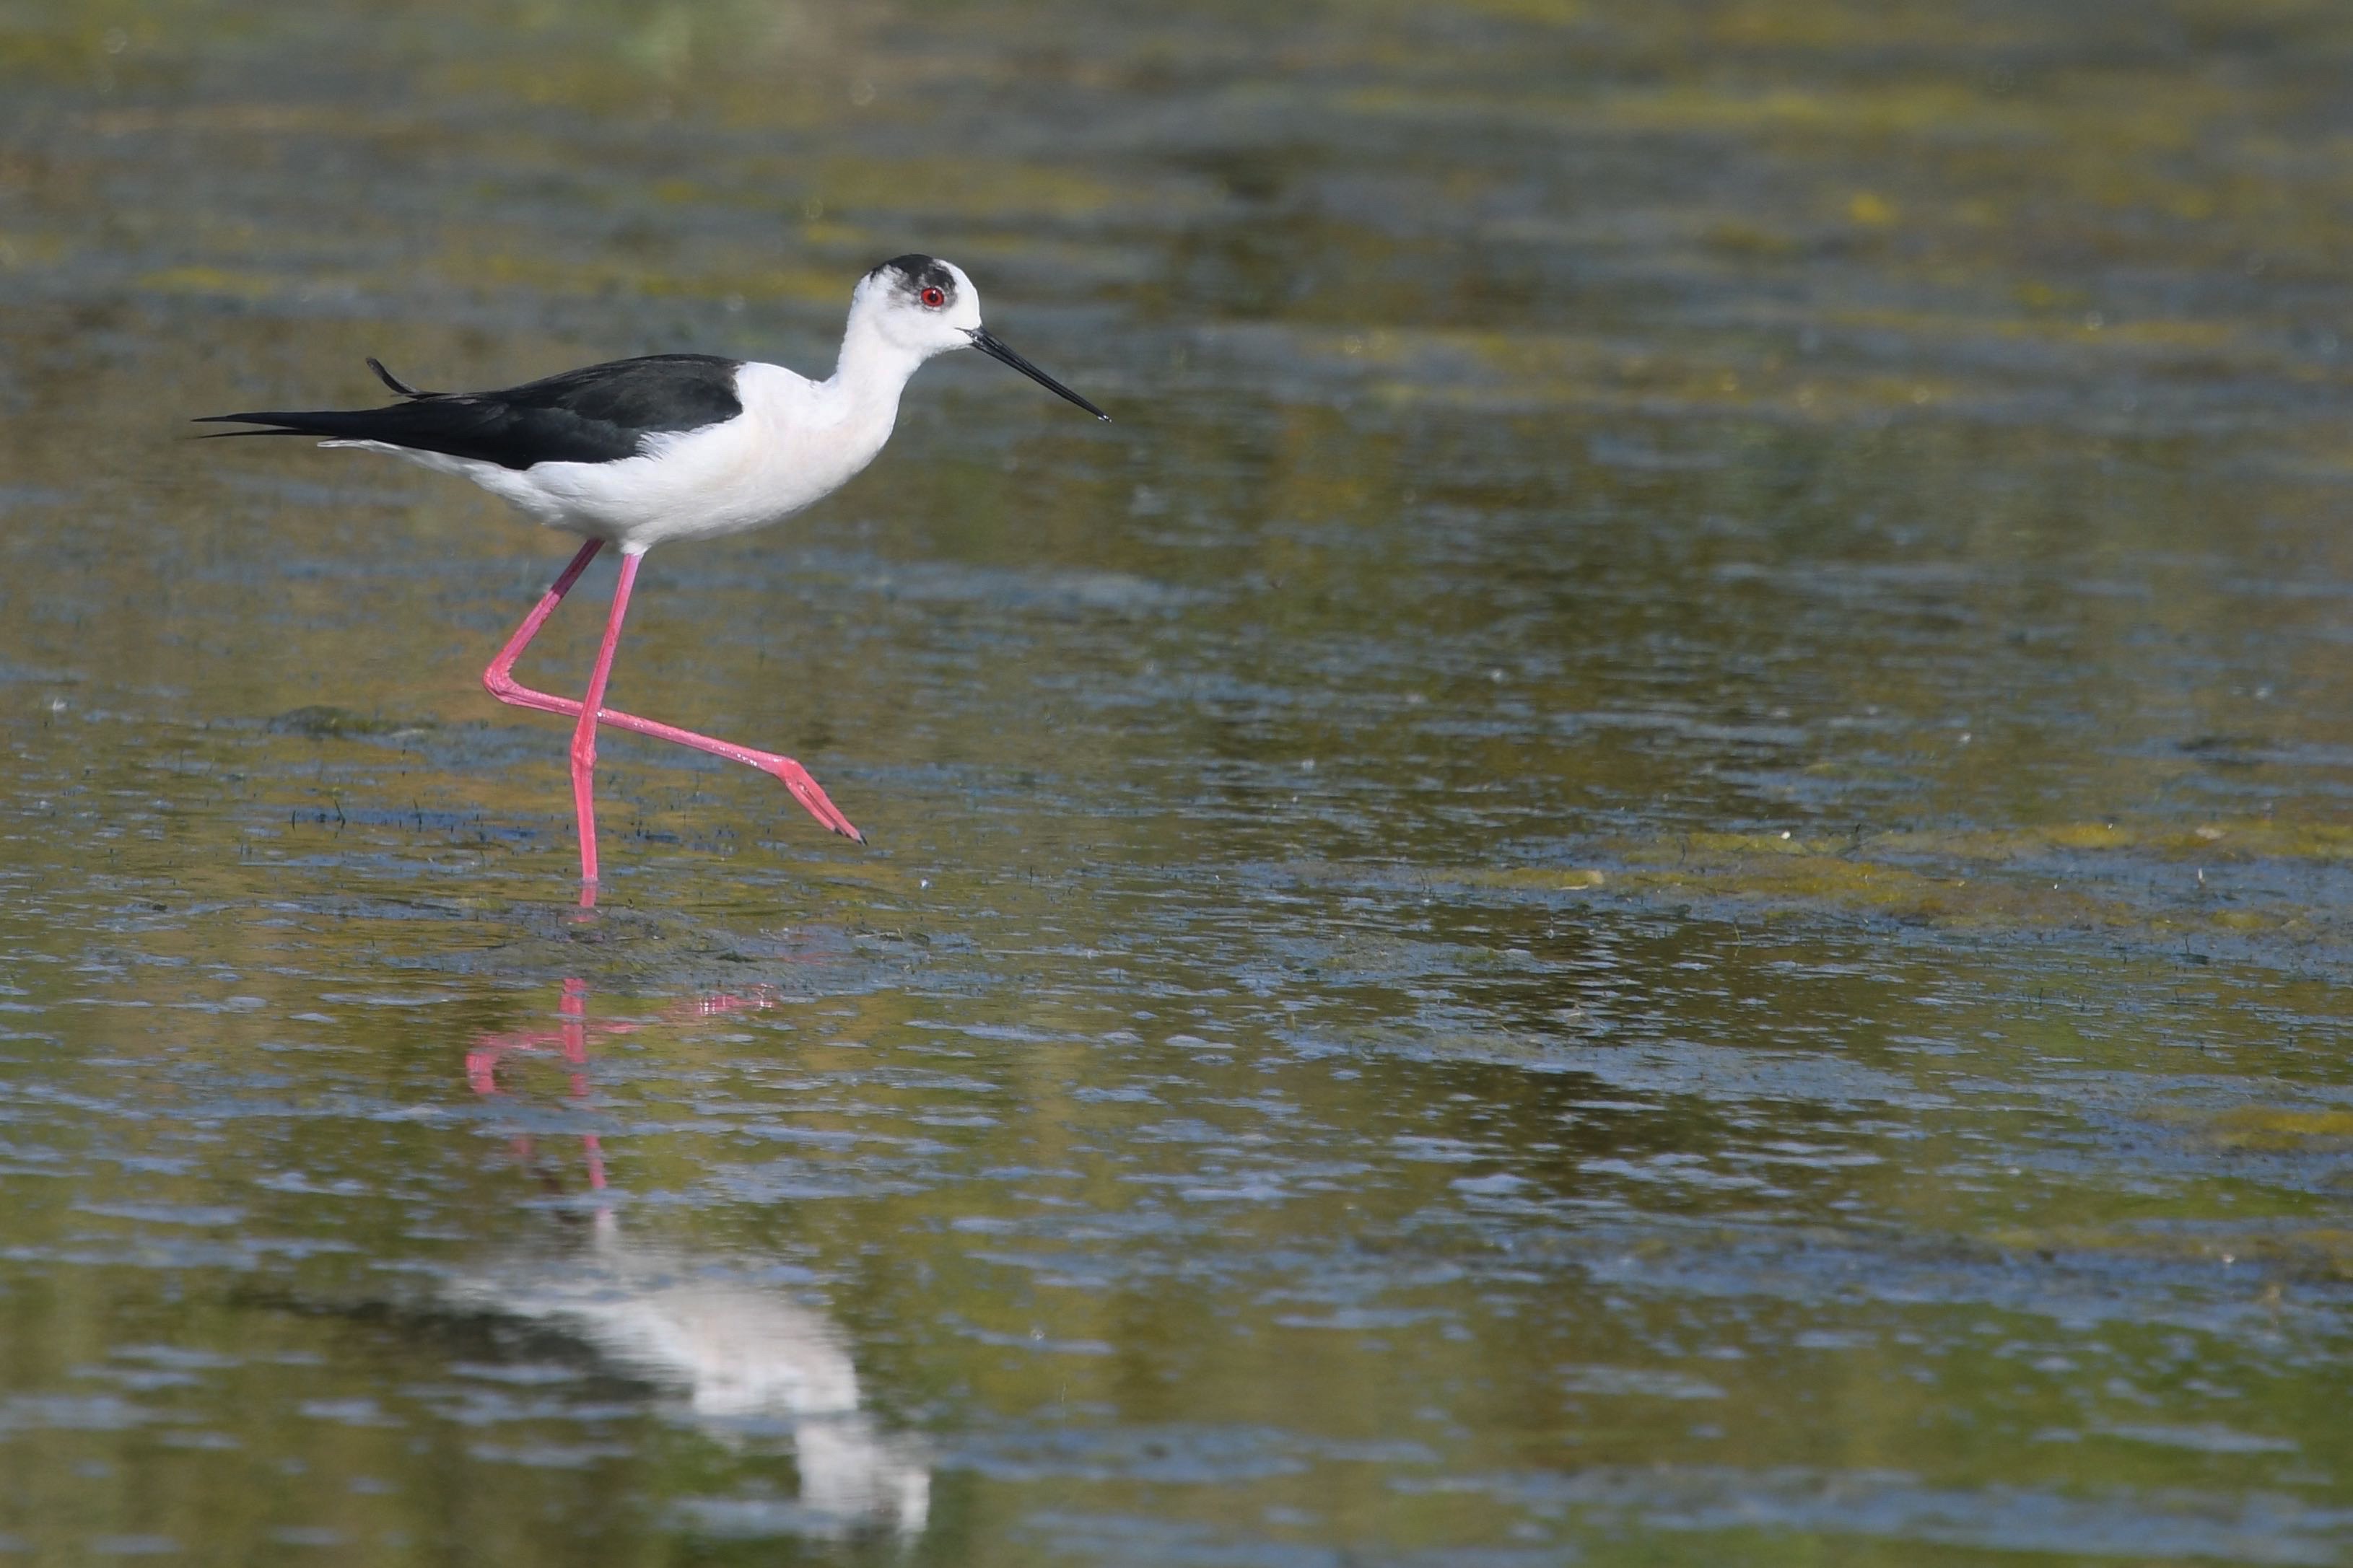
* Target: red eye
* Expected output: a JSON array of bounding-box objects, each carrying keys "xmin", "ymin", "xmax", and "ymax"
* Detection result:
[{"xmin": 920, "ymin": 285, "xmax": 946, "ymax": 308}]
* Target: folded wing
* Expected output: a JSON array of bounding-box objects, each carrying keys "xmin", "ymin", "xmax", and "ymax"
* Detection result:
[{"xmin": 197, "ymin": 354, "xmax": 746, "ymax": 470}]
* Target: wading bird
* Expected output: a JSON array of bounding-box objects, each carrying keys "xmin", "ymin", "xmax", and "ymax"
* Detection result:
[{"xmin": 201, "ymin": 255, "xmax": 1107, "ymax": 896}]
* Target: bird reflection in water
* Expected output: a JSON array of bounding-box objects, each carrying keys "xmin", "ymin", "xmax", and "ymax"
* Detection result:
[{"xmin": 462, "ymin": 978, "xmax": 930, "ymax": 1540}]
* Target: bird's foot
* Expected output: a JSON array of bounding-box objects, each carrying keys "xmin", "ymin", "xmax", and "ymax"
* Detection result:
[{"xmin": 759, "ymin": 756, "xmax": 864, "ymax": 844}]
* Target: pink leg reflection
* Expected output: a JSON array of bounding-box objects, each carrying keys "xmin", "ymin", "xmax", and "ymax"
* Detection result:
[{"xmin": 466, "ymin": 978, "xmax": 782, "ymax": 1193}]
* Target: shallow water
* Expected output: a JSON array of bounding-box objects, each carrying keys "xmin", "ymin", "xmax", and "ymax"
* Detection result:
[{"xmin": 4, "ymin": 0, "xmax": 2353, "ymax": 1562}]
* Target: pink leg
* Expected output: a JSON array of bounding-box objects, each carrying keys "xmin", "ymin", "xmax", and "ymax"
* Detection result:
[
  {"xmin": 481, "ymin": 543, "xmax": 865, "ymax": 873},
  {"xmin": 567, "ymin": 551, "xmax": 641, "ymax": 885},
  {"xmin": 484, "ymin": 539, "xmax": 606, "ymax": 700}
]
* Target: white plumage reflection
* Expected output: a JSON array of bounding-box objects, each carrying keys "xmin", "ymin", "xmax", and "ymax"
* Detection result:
[
  {"xmin": 452, "ymin": 1212, "xmax": 930, "ymax": 1541},
  {"xmin": 458, "ymin": 981, "xmax": 928, "ymax": 1541}
]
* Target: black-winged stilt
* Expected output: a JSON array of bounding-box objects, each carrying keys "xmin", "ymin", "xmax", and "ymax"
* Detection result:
[{"xmin": 201, "ymin": 256, "xmax": 1107, "ymax": 895}]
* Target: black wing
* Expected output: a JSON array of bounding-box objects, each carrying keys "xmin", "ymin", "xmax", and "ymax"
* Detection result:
[{"xmin": 196, "ymin": 354, "xmax": 746, "ymax": 470}]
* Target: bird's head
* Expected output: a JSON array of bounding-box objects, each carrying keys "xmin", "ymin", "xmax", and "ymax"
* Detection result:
[
  {"xmin": 850, "ymin": 254, "xmax": 1109, "ymax": 420},
  {"xmin": 854, "ymin": 254, "xmax": 983, "ymax": 354}
]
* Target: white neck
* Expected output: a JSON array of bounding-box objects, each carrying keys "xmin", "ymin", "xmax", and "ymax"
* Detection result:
[{"xmin": 826, "ymin": 312, "xmax": 929, "ymax": 414}]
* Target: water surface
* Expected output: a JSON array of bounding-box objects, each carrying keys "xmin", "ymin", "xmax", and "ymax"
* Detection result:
[{"xmin": 3, "ymin": 1, "xmax": 2353, "ymax": 1562}]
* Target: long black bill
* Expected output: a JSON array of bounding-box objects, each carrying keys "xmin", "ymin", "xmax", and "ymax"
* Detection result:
[{"xmin": 969, "ymin": 327, "xmax": 1110, "ymax": 421}]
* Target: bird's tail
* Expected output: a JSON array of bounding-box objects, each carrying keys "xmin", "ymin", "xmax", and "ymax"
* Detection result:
[
  {"xmin": 194, "ymin": 355, "xmax": 445, "ymax": 438},
  {"xmin": 192, "ymin": 408, "xmax": 401, "ymax": 441}
]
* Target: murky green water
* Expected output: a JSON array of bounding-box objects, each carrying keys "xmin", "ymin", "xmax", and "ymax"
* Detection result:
[{"xmin": 4, "ymin": 0, "xmax": 2353, "ymax": 1562}]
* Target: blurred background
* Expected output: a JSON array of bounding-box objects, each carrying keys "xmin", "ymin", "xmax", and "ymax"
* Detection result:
[{"xmin": 2, "ymin": 1, "xmax": 2352, "ymax": 1563}]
